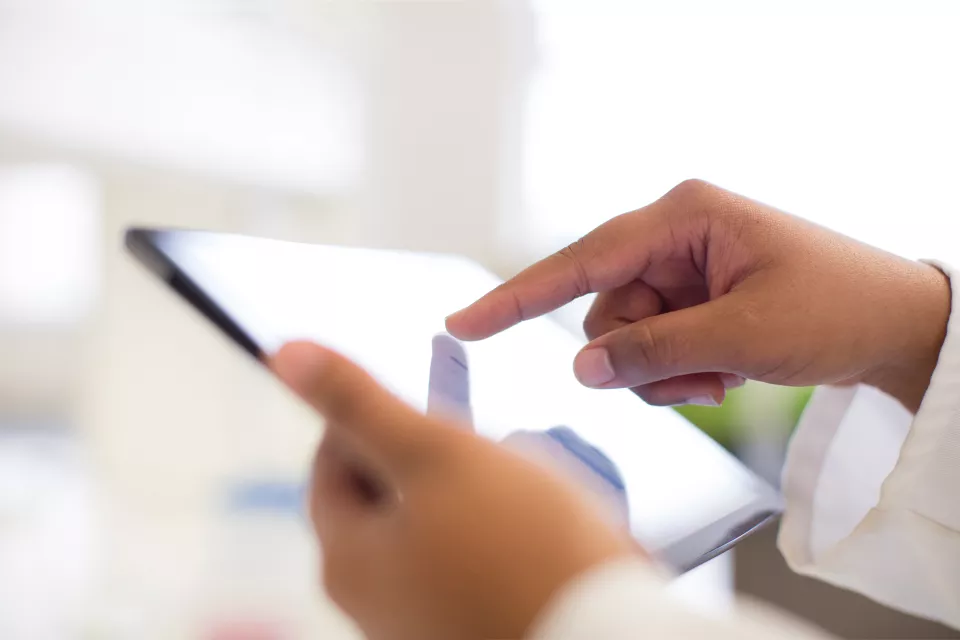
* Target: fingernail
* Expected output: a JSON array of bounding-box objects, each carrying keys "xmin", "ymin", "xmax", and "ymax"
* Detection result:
[
  {"xmin": 574, "ymin": 348, "xmax": 616, "ymax": 387},
  {"xmin": 686, "ymin": 395, "xmax": 721, "ymax": 407},
  {"xmin": 720, "ymin": 373, "xmax": 746, "ymax": 389}
]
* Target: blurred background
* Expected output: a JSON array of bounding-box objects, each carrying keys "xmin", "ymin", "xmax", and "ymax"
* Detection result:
[{"xmin": 1, "ymin": 0, "xmax": 959, "ymax": 638}]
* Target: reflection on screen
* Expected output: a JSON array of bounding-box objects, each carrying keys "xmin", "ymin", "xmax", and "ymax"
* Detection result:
[{"xmin": 157, "ymin": 232, "xmax": 767, "ymax": 552}]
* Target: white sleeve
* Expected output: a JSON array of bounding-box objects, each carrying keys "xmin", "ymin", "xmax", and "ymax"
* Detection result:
[
  {"xmin": 778, "ymin": 260, "xmax": 960, "ymax": 630},
  {"xmin": 529, "ymin": 559, "xmax": 830, "ymax": 640}
]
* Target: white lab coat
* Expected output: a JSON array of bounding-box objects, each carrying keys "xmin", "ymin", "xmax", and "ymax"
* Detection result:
[{"xmin": 531, "ymin": 261, "xmax": 960, "ymax": 639}]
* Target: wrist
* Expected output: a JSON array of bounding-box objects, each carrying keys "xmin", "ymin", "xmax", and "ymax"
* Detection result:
[{"xmin": 864, "ymin": 262, "xmax": 951, "ymax": 413}]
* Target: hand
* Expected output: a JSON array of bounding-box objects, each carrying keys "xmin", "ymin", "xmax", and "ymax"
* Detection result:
[
  {"xmin": 272, "ymin": 342, "xmax": 636, "ymax": 640},
  {"xmin": 447, "ymin": 180, "xmax": 950, "ymax": 412}
]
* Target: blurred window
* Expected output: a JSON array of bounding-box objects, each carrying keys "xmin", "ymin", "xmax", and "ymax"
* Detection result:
[
  {"xmin": 524, "ymin": 1, "xmax": 960, "ymax": 260},
  {"xmin": 0, "ymin": 11, "xmax": 361, "ymax": 193},
  {"xmin": 0, "ymin": 165, "xmax": 99, "ymax": 325}
]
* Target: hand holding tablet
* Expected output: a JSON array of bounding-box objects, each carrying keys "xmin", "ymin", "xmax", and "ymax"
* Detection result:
[{"xmin": 273, "ymin": 341, "xmax": 636, "ymax": 640}]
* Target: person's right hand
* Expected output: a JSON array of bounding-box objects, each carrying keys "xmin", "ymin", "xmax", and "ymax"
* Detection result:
[
  {"xmin": 272, "ymin": 342, "xmax": 636, "ymax": 640},
  {"xmin": 447, "ymin": 180, "xmax": 951, "ymax": 413}
]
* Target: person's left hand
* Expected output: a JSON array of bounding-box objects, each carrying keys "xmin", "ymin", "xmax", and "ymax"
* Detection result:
[{"xmin": 271, "ymin": 341, "xmax": 638, "ymax": 640}]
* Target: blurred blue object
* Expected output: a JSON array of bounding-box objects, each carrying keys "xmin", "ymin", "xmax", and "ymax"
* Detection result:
[
  {"xmin": 545, "ymin": 425, "xmax": 626, "ymax": 494},
  {"xmin": 225, "ymin": 481, "xmax": 305, "ymax": 516}
]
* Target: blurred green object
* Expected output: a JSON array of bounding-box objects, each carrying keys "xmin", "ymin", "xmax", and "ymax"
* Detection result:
[{"xmin": 674, "ymin": 383, "xmax": 816, "ymax": 450}]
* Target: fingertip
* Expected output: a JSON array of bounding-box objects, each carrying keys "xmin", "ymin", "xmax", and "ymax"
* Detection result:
[
  {"xmin": 573, "ymin": 347, "xmax": 616, "ymax": 388},
  {"xmin": 271, "ymin": 343, "xmax": 431, "ymax": 475},
  {"xmin": 271, "ymin": 341, "xmax": 332, "ymax": 395},
  {"xmin": 444, "ymin": 308, "xmax": 487, "ymax": 341},
  {"xmin": 443, "ymin": 309, "xmax": 468, "ymax": 337},
  {"xmin": 720, "ymin": 373, "xmax": 746, "ymax": 389},
  {"xmin": 630, "ymin": 373, "xmax": 728, "ymax": 407},
  {"xmin": 682, "ymin": 393, "xmax": 724, "ymax": 407}
]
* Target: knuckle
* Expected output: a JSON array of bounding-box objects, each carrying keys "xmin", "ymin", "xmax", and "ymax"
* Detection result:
[
  {"xmin": 659, "ymin": 179, "xmax": 720, "ymax": 227},
  {"xmin": 623, "ymin": 321, "xmax": 665, "ymax": 371},
  {"xmin": 625, "ymin": 319, "xmax": 685, "ymax": 374},
  {"xmin": 557, "ymin": 238, "xmax": 593, "ymax": 298},
  {"xmin": 669, "ymin": 178, "xmax": 711, "ymax": 201},
  {"xmin": 664, "ymin": 180, "xmax": 766, "ymax": 243},
  {"xmin": 507, "ymin": 287, "xmax": 527, "ymax": 325}
]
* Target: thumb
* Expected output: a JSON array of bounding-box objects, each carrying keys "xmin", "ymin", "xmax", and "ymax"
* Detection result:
[
  {"xmin": 573, "ymin": 297, "xmax": 750, "ymax": 389},
  {"xmin": 271, "ymin": 341, "xmax": 432, "ymax": 474}
]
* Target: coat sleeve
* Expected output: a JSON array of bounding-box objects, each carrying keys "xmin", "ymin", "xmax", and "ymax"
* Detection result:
[
  {"xmin": 528, "ymin": 557, "xmax": 831, "ymax": 639},
  {"xmin": 778, "ymin": 260, "xmax": 960, "ymax": 630}
]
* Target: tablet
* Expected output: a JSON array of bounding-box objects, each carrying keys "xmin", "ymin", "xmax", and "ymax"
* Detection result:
[{"xmin": 126, "ymin": 228, "xmax": 781, "ymax": 572}]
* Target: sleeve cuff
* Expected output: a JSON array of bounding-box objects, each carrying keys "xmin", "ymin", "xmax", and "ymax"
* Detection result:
[
  {"xmin": 528, "ymin": 558, "xmax": 829, "ymax": 639},
  {"xmin": 778, "ymin": 260, "xmax": 960, "ymax": 629},
  {"xmin": 527, "ymin": 558, "xmax": 669, "ymax": 640}
]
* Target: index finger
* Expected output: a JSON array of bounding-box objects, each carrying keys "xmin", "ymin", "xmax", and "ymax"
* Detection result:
[
  {"xmin": 445, "ymin": 209, "xmax": 658, "ymax": 340},
  {"xmin": 271, "ymin": 341, "xmax": 435, "ymax": 474}
]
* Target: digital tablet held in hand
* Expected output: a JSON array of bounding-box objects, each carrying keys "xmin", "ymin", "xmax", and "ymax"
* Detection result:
[{"xmin": 126, "ymin": 227, "xmax": 782, "ymax": 573}]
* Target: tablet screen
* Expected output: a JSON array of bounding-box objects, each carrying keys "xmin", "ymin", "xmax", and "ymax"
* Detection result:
[{"xmin": 130, "ymin": 229, "xmax": 780, "ymax": 567}]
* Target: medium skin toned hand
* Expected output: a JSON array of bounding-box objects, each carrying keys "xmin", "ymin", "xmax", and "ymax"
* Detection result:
[
  {"xmin": 271, "ymin": 342, "xmax": 636, "ymax": 640},
  {"xmin": 447, "ymin": 180, "xmax": 951, "ymax": 413}
]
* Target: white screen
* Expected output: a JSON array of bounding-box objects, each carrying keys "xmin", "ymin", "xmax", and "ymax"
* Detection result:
[{"xmin": 157, "ymin": 232, "xmax": 771, "ymax": 553}]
